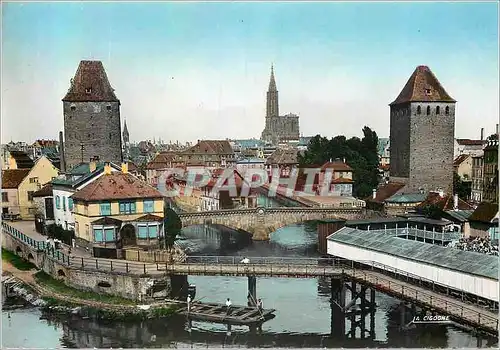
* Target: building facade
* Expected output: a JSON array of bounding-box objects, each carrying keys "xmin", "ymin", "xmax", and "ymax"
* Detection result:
[
  {"xmin": 260, "ymin": 65, "xmax": 300, "ymax": 144},
  {"xmin": 471, "ymin": 153, "xmax": 485, "ymax": 204},
  {"xmin": 63, "ymin": 60, "xmax": 123, "ymax": 170},
  {"xmin": 483, "ymin": 139, "xmax": 498, "ymax": 203},
  {"xmin": 389, "ymin": 65, "xmax": 456, "ymax": 195}
]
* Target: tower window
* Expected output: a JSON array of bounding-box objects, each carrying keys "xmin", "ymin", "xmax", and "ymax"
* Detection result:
[
  {"xmin": 85, "ymin": 87, "xmax": 92, "ymax": 94},
  {"xmin": 425, "ymin": 88, "xmax": 431, "ymax": 95},
  {"xmin": 70, "ymin": 105, "xmax": 76, "ymax": 111},
  {"xmin": 436, "ymin": 106, "xmax": 440, "ymax": 115},
  {"xmin": 445, "ymin": 106, "xmax": 450, "ymax": 115},
  {"xmin": 107, "ymin": 105, "xmax": 111, "ymax": 111},
  {"xmin": 417, "ymin": 106, "xmax": 421, "ymax": 114},
  {"xmin": 426, "ymin": 106, "xmax": 431, "ymax": 115}
]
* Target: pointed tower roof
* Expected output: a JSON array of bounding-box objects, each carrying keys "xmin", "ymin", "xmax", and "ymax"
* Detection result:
[
  {"xmin": 63, "ymin": 60, "xmax": 119, "ymax": 102},
  {"xmin": 390, "ymin": 65, "xmax": 456, "ymax": 106},
  {"xmin": 268, "ymin": 64, "xmax": 277, "ymax": 92},
  {"xmin": 123, "ymin": 120, "xmax": 129, "ymax": 139}
]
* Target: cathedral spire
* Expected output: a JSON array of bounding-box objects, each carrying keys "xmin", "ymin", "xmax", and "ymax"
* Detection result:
[
  {"xmin": 123, "ymin": 119, "xmax": 129, "ymax": 144},
  {"xmin": 266, "ymin": 64, "xmax": 279, "ymax": 118},
  {"xmin": 268, "ymin": 64, "xmax": 277, "ymax": 92}
]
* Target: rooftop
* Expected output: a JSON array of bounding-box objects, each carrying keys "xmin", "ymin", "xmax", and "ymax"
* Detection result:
[
  {"xmin": 328, "ymin": 227, "xmax": 498, "ymax": 280},
  {"xmin": 71, "ymin": 172, "xmax": 164, "ymax": 202},
  {"xmin": 390, "ymin": 65, "xmax": 455, "ymax": 106},
  {"xmin": 185, "ymin": 140, "xmax": 234, "ymax": 155},
  {"xmin": 1, "ymin": 169, "xmax": 30, "ymax": 189},
  {"xmin": 266, "ymin": 148, "xmax": 298, "ymax": 165},
  {"xmin": 9, "ymin": 151, "xmax": 34, "ymax": 169},
  {"xmin": 385, "ymin": 192, "xmax": 427, "ymax": 204},
  {"xmin": 365, "ymin": 182, "xmax": 406, "ymax": 204},
  {"xmin": 469, "ymin": 202, "xmax": 499, "ymax": 223}
]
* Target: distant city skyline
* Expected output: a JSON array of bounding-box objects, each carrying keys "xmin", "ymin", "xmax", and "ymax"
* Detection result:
[{"xmin": 2, "ymin": 2, "xmax": 499, "ymax": 143}]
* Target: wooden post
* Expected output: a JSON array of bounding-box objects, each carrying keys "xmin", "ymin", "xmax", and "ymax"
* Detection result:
[
  {"xmin": 330, "ymin": 276, "xmax": 346, "ymax": 338},
  {"xmin": 248, "ymin": 276, "xmax": 257, "ymax": 307}
]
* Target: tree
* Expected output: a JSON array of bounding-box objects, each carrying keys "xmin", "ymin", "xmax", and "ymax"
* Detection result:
[
  {"xmin": 163, "ymin": 205, "xmax": 182, "ymax": 252},
  {"xmin": 299, "ymin": 126, "xmax": 381, "ymax": 198},
  {"xmin": 453, "ymin": 172, "xmax": 471, "ymax": 199},
  {"xmin": 46, "ymin": 224, "xmax": 75, "ymax": 246},
  {"xmin": 420, "ymin": 203, "xmax": 442, "ymax": 220}
]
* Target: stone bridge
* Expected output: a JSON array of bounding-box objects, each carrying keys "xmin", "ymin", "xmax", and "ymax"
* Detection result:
[{"xmin": 178, "ymin": 207, "xmax": 368, "ymax": 240}]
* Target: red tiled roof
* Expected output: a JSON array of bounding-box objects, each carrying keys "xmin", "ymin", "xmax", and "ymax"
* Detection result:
[
  {"xmin": 415, "ymin": 192, "xmax": 473, "ymax": 211},
  {"xmin": 33, "ymin": 140, "xmax": 59, "ymax": 148},
  {"xmin": 365, "ymin": 182, "xmax": 406, "ymax": 203},
  {"xmin": 390, "ymin": 65, "xmax": 455, "ymax": 105},
  {"xmin": 266, "ymin": 148, "xmax": 298, "ymax": 165},
  {"xmin": 62, "ymin": 60, "xmax": 119, "ymax": 102},
  {"xmin": 1, "ymin": 169, "xmax": 30, "ymax": 189},
  {"xmin": 33, "ymin": 183, "xmax": 53, "ymax": 197},
  {"xmin": 184, "ymin": 140, "xmax": 234, "ymax": 155},
  {"xmin": 204, "ymin": 169, "xmax": 246, "ymax": 189},
  {"xmin": 456, "ymin": 139, "xmax": 487, "ymax": 146},
  {"xmin": 469, "ymin": 202, "xmax": 498, "ymax": 223},
  {"xmin": 453, "ymin": 154, "xmax": 470, "ymax": 166},
  {"xmin": 71, "ymin": 172, "xmax": 163, "ymax": 202},
  {"xmin": 320, "ymin": 161, "xmax": 353, "ymax": 172},
  {"xmin": 146, "ymin": 152, "xmax": 177, "ymax": 170}
]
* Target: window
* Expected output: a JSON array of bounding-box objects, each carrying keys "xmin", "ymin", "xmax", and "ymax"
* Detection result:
[
  {"xmin": 100, "ymin": 202, "xmax": 111, "ymax": 216},
  {"xmin": 138, "ymin": 225, "xmax": 148, "ymax": 238},
  {"xmin": 148, "ymin": 224, "xmax": 159, "ymax": 238},
  {"xmin": 426, "ymin": 106, "xmax": 431, "ymax": 115},
  {"xmin": 68, "ymin": 198, "xmax": 74, "ymax": 211},
  {"xmin": 55, "ymin": 196, "xmax": 60, "ymax": 209},
  {"xmin": 104, "ymin": 228, "xmax": 114, "ymax": 242},
  {"xmin": 143, "ymin": 200, "xmax": 154, "ymax": 213},
  {"xmin": 2, "ymin": 192, "xmax": 8, "ymax": 202},
  {"xmin": 85, "ymin": 87, "xmax": 92, "ymax": 94},
  {"xmin": 445, "ymin": 106, "xmax": 450, "ymax": 115},
  {"xmin": 29, "ymin": 177, "xmax": 39, "ymax": 183},
  {"xmin": 119, "ymin": 201, "xmax": 136, "ymax": 214},
  {"xmin": 94, "ymin": 228, "xmax": 103, "ymax": 242},
  {"xmin": 425, "ymin": 88, "xmax": 431, "ymax": 95},
  {"xmin": 63, "ymin": 197, "xmax": 66, "ymax": 211},
  {"xmin": 27, "ymin": 191, "xmax": 35, "ymax": 201},
  {"xmin": 70, "ymin": 105, "xmax": 76, "ymax": 111},
  {"xmin": 436, "ymin": 106, "xmax": 440, "ymax": 115},
  {"xmin": 106, "ymin": 105, "xmax": 112, "ymax": 111},
  {"xmin": 417, "ymin": 106, "xmax": 421, "ymax": 114}
]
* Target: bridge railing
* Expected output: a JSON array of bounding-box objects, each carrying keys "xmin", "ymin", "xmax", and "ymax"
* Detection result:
[
  {"xmin": 2, "ymin": 222, "xmax": 47, "ymax": 251},
  {"xmin": 184, "ymin": 255, "xmax": 352, "ymax": 265},
  {"xmin": 351, "ymin": 269, "xmax": 498, "ymax": 331}
]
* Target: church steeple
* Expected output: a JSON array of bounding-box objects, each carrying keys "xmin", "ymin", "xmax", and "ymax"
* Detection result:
[
  {"xmin": 123, "ymin": 119, "xmax": 129, "ymax": 144},
  {"xmin": 266, "ymin": 64, "xmax": 279, "ymax": 118}
]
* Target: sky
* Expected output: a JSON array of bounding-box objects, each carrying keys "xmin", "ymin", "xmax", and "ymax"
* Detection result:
[{"xmin": 2, "ymin": 1, "xmax": 499, "ymax": 143}]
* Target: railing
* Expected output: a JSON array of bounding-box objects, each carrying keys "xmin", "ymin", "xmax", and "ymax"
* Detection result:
[
  {"xmin": 178, "ymin": 206, "xmax": 363, "ymax": 217},
  {"xmin": 2, "ymin": 222, "xmax": 47, "ymax": 251}
]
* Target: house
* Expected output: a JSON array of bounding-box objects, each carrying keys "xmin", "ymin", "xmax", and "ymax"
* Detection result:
[
  {"xmin": 1, "ymin": 169, "xmax": 30, "ymax": 217},
  {"xmin": 379, "ymin": 164, "xmax": 390, "ymax": 183},
  {"xmin": 364, "ymin": 182, "xmax": 406, "ymax": 212},
  {"xmin": 266, "ymin": 148, "xmax": 298, "ymax": 178},
  {"xmin": 471, "ymin": 153, "xmax": 484, "ymax": 204},
  {"xmin": 71, "ymin": 164, "xmax": 165, "ymax": 259},
  {"xmin": 483, "ymin": 139, "xmax": 498, "ymax": 204},
  {"xmin": 181, "ymin": 140, "xmax": 236, "ymax": 168},
  {"xmin": 145, "ymin": 152, "xmax": 183, "ymax": 188},
  {"xmin": 32, "ymin": 183, "xmax": 55, "ymax": 226},
  {"xmin": 453, "ymin": 138, "xmax": 487, "ymax": 158},
  {"xmin": 453, "ymin": 154, "xmax": 473, "ymax": 181},
  {"xmin": 7, "ymin": 150, "xmax": 35, "ymax": 169},
  {"xmin": 318, "ymin": 160, "xmax": 354, "ymax": 197},
  {"xmin": 51, "ymin": 161, "xmax": 122, "ymax": 230},
  {"xmin": 200, "ymin": 169, "xmax": 257, "ymax": 211},
  {"xmin": 164, "ymin": 168, "xmax": 204, "ymax": 212},
  {"xmin": 466, "ymin": 202, "xmax": 499, "ymax": 239},
  {"xmin": 236, "ymin": 158, "xmax": 266, "ymax": 174},
  {"xmin": 378, "ymin": 138, "xmax": 390, "ymax": 166},
  {"xmin": 383, "ymin": 192, "xmax": 427, "ymax": 215},
  {"xmin": 1, "ymin": 156, "xmax": 59, "ymax": 219}
]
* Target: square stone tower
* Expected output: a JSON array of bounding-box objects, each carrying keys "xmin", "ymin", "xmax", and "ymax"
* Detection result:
[
  {"xmin": 62, "ymin": 60, "xmax": 123, "ymax": 170},
  {"xmin": 389, "ymin": 65, "xmax": 456, "ymax": 195}
]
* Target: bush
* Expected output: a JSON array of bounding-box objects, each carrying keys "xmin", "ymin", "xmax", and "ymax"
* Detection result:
[{"xmin": 45, "ymin": 224, "xmax": 75, "ymax": 246}]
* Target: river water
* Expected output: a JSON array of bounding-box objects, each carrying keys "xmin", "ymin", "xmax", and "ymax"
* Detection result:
[{"xmin": 1, "ymin": 224, "xmax": 498, "ymax": 348}]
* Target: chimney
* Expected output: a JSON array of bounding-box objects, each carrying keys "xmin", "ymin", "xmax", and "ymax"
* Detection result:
[
  {"xmin": 372, "ymin": 189, "xmax": 377, "ymax": 199},
  {"xmin": 59, "ymin": 131, "xmax": 66, "ymax": 173},
  {"xmin": 481, "ymin": 128, "xmax": 484, "ymax": 141},
  {"xmin": 104, "ymin": 162, "xmax": 112, "ymax": 175},
  {"xmin": 438, "ymin": 189, "xmax": 444, "ymax": 198},
  {"xmin": 453, "ymin": 193, "xmax": 459, "ymax": 211},
  {"xmin": 496, "ymin": 124, "xmax": 499, "ymax": 135},
  {"xmin": 89, "ymin": 159, "xmax": 97, "ymax": 173},
  {"xmin": 121, "ymin": 162, "xmax": 128, "ymax": 174}
]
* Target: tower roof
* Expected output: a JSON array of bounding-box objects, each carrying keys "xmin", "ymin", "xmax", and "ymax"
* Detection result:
[
  {"xmin": 63, "ymin": 60, "xmax": 119, "ymax": 102},
  {"xmin": 268, "ymin": 64, "xmax": 277, "ymax": 92},
  {"xmin": 123, "ymin": 120, "xmax": 129, "ymax": 138},
  {"xmin": 390, "ymin": 65, "xmax": 455, "ymax": 106}
]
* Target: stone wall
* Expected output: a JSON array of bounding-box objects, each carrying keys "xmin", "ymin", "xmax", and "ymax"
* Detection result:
[
  {"xmin": 179, "ymin": 207, "xmax": 367, "ymax": 240},
  {"xmin": 63, "ymin": 101, "xmax": 123, "ymax": 169}
]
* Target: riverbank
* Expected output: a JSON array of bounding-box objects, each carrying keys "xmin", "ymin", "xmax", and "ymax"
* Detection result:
[{"xmin": 2, "ymin": 257, "xmax": 180, "ymax": 321}]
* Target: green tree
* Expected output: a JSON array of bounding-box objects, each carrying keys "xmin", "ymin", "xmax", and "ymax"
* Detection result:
[
  {"xmin": 453, "ymin": 172, "xmax": 470, "ymax": 199},
  {"xmin": 299, "ymin": 126, "xmax": 380, "ymax": 198},
  {"xmin": 420, "ymin": 203, "xmax": 442, "ymax": 220},
  {"xmin": 46, "ymin": 224, "xmax": 75, "ymax": 246},
  {"xmin": 163, "ymin": 205, "xmax": 182, "ymax": 251}
]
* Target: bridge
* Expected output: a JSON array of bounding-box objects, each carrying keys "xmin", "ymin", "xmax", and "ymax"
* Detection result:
[
  {"xmin": 178, "ymin": 207, "xmax": 368, "ymax": 240},
  {"xmin": 2, "ymin": 222, "xmax": 498, "ymax": 336}
]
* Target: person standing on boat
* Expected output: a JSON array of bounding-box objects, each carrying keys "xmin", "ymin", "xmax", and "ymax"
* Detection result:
[
  {"xmin": 225, "ymin": 298, "xmax": 232, "ymax": 314},
  {"xmin": 257, "ymin": 298, "xmax": 263, "ymax": 311},
  {"xmin": 240, "ymin": 257, "xmax": 250, "ymax": 264}
]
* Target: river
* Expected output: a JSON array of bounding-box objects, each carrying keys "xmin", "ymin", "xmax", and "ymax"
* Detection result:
[{"xmin": 1, "ymin": 223, "xmax": 498, "ymax": 348}]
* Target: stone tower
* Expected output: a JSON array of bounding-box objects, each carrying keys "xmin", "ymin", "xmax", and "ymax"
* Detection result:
[
  {"xmin": 62, "ymin": 60, "xmax": 123, "ymax": 170},
  {"xmin": 389, "ymin": 65, "xmax": 456, "ymax": 195},
  {"xmin": 266, "ymin": 64, "xmax": 279, "ymax": 118}
]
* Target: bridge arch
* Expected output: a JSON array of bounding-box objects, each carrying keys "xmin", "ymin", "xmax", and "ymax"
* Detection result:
[
  {"xmin": 27, "ymin": 253, "xmax": 35, "ymax": 263},
  {"xmin": 15, "ymin": 246, "xmax": 22, "ymax": 256},
  {"xmin": 57, "ymin": 269, "xmax": 66, "ymax": 278}
]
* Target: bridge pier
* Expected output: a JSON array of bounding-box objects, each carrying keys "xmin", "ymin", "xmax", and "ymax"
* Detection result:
[
  {"xmin": 248, "ymin": 276, "xmax": 257, "ymax": 307},
  {"xmin": 331, "ymin": 277, "xmax": 377, "ymax": 339}
]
